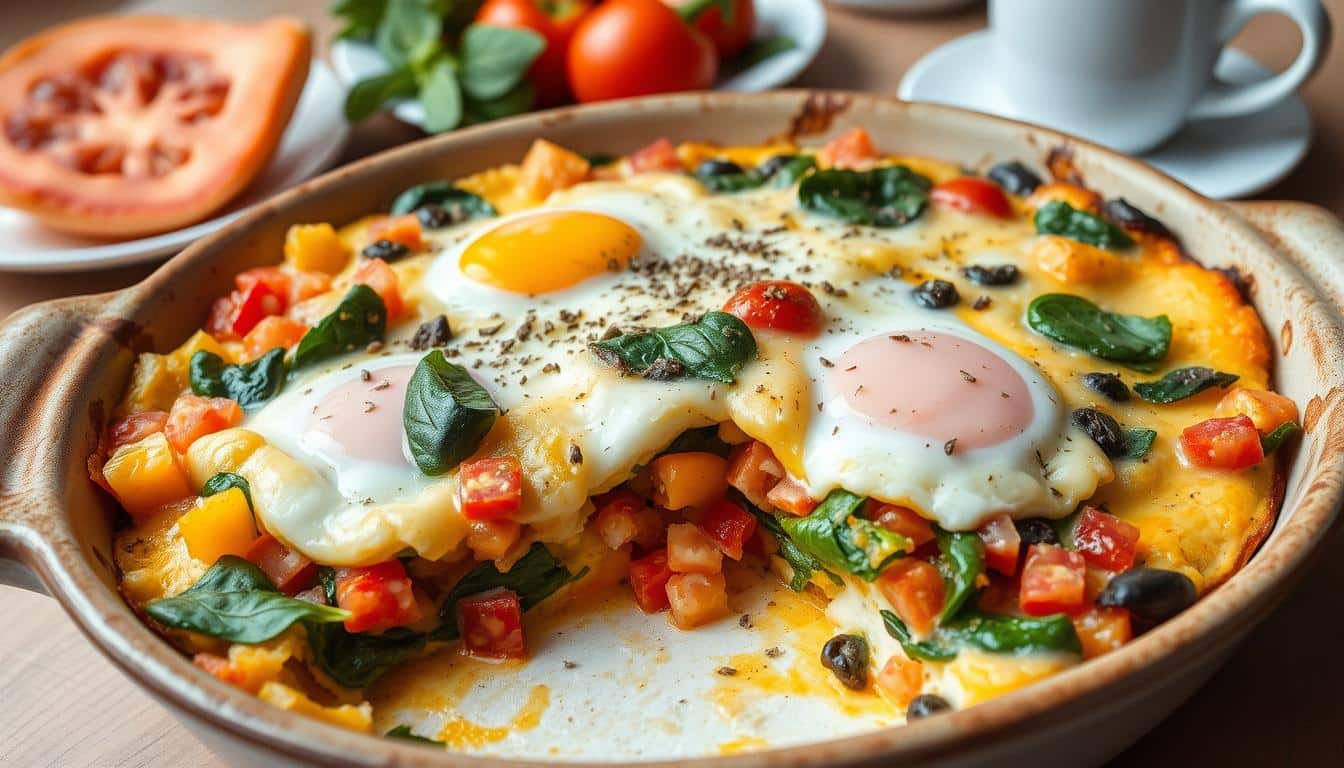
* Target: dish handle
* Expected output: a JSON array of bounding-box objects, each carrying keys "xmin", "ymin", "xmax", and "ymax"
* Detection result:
[{"xmin": 0, "ymin": 296, "xmax": 104, "ymax": 595}]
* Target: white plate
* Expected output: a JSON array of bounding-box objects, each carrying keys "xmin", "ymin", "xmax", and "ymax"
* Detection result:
[
  {"xmin": 897, "ymin": 30, "xmax": 1311, "ymax": 199},
  {"xmin": 0, "ymin": 61, "xmax": 349, "ymax": 273},
  {"xmin": 330, "ymin": 0, "xmax": 828, "ymax": 129}
]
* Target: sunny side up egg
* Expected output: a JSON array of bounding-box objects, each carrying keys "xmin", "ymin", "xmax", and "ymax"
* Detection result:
[{"xmin": 185, "ymin": 172, "xmax": 1111, "ymax": 567}]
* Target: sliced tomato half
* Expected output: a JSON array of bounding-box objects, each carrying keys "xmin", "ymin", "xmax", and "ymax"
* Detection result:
[{"xmin": 0, "ymin": 16, "xmax": 310, "ymax": 237}]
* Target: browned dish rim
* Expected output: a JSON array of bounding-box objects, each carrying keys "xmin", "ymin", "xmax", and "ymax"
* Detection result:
[{"xmin": 1, "ymin": 91, "xmax": 1342, "ymax": 767}]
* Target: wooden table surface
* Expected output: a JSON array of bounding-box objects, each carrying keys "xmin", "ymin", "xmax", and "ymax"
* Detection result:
[{"xmin": 2, "ymin": 2, "xmax": 1342, "ymax": 766}]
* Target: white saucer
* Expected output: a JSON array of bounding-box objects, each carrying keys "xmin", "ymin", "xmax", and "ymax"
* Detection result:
[
  {"xmin": 898, "ymin": 30, "xmax": 1311, "ymax": 199},
  {"xmin": 0, "ymin": 60, "xmax": 349, "ymax": 273},
  {"xmin": 331, "ymin": 0, "xmax": 827, "ymax": 129}
]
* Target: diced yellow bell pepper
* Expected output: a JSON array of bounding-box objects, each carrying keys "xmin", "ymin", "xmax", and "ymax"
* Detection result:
[
  {"xmin": 102, "ymin": 432, "xmax": 194, "ymax": 521},
  {"xmin": 120, "ymin": 353, "xmax": 183, "ymax": 414},
  {"xmin": 284, "ymin": 223, "xmax": 351, "ymax": 275},
  {"xmin": 1031, "ymin": 235, "xmax": 1127, "ymax": 284},
  {"xmin": 178, "ymin": 487, "xmax": 258, "ymax": 564},
  {"xmin": 258, "ymin": 682, "xmax": 373, "ymax": 733}
]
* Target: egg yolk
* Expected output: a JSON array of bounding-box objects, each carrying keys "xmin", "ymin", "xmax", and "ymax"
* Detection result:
[
  {"xmin": 830, "ymin": 331, "xmax": 1035, "ymax": 451},
  {"xmin": 460, "ymin": 210, "xmax": 641, "ymax": 294},
  {"xmin": 307, "ymin": 364, "xmax": 416, "ymax": 465}
]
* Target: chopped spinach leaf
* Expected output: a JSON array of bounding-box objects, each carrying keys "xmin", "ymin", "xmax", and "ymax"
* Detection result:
[
  {"xmin": 431, "ymin": 543, "xmax": 584, "ymax": 640},
  {"xmin": 403, "ymin": 350, "xmax": 499, "ymax": 475},
  {"xmin": 202, "ymin": 472, "xmax": 253, "ymax": 510},
  {"xmin": 589, "ymin": 311, "xmax": 757, "ymax": 384},
  {"xmin": 1261, "ymin": 422, "xmax": 1301, "ymax": 454},
  {"xmin": 744, "ymin": 503, "xmax": 831, "ymax": 592},
  {"xmin": 940, "ymin": 611, "xmax": 1082, "ymax": 656},
  {"xmin": 936, "ymin": 531, "xmax": 985, "ymax": 622},
  {"xmin": 146, "ymin": 557, "xmax": 348, "ymax": 643},
  {"xmin": 1121, "ymin": 427, "xmax": 1158, "ymax": 459},
  {"xmin": 1133, "ymin": 367, "xmax": 1239, "ymax": 404},
  {"xmin": 1034, "ymin": 200, "xmax": 1135, "ymax": 249},
  {"xmin": 385, "ymin": 725, "xmax": 444, "ymax": 746},
  {"xmin": 291, "ymin": 285, "xmax": 388, "ymax": 369},
  {"xmin": 880, "ymin": 610, "xmax": 957, "ymax": 662},
  {"xmin": 189, "ymin": 348, "xmax": 286, "ymax": 409},
  {"xmin": 779, "ymin": 489, "xmax": 911, "ymax": 581},
  {"xmin": 307, "ymin": 624, "xmax": 426, "ymax": 689},
  {"xmin": 390, "ymin": 180, "xmax": 497, "ymax": 218},
  {"xmin": 798, "ymin": 166, "xmax": 933, "ymax": 227},
  {"xmin": 1026, "ymin": 293, "xmax": 1170, "ymax": 370}
]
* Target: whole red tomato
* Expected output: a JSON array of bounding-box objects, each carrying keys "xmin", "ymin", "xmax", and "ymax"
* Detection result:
[
  {"xmin": 475, "ymin": 0, "xmax": 592, "ymax": 106},
  {"xmin": 664, "ymin": 0, "xmax": 756, "ymax": 59},
  {"xmin": 567, "ymin": 0, "xmax": 718, "ymax": 103}
]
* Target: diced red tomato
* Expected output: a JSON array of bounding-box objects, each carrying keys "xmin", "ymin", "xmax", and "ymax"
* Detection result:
[
  {"xmin": 241, "ymin": 315, "xmax": 308, "ymax": 360},
  {"xmin": 335, "ymin": 560, "xmax": 421, "ymax": 634},
  {"xmin": 164, "ymin": 394, "xmax": 243, "ymax": 453},
  {"xmin": 869, "ymin": 503, "xmax": 935, "ymax": 549},
  {"xmin": 367, "ymin": 214, "xmax": 425, "ymax": 251},
  {"xmin": 667, "ymin": 522, "xmax": 723, "ymax": 574},
  {"xmin": 289, "ymin": 270, "xmax": 333, "ymax": 302},
  {"xmin": 1071, "ymin": 607, "xmax": 1132, "ymax": 659},
  {"xmin": 665, "ymin": 571, "xmax": 729, "ymax": 629},
  {"xmin": 977, "ymin": 514, "xmax": 1022, "ymax": 576},
  {"xmin": 696, "ymin": 497, "xmax": 757, "ymax": 560},
  {"xmin": 351, "ymin": 257, "xmax": 406, "ymax": 322},
  {"xmin": 876, "ymin": 557, "xmax": 945, "ymax": 636},
  {"xmin": 628, "ymin": 138, "xmax": 681, "ymax": 173},
  {"xmin": 722, "ymin": 280, "xmax": 825, "ymax": 336},
  {"xmin": 629, "ymin": 548, "xmax": 674, "ymax": 613},
  {"xmin": 459, "ymin": 456, "xmax": 524, "ymax": 521},
  {"xmin": 206, "ymin": 295, "xmax": 241, "ymax": 341},
  {"xmin": 244, "ymin": 534, "xmax": 316, "ymax": 594},
  {"xmin": 229, "ymin": 280, "xmax": 286, "ymax": 338},
  {"xmin": 457, "ymin": 588, "xmax": 526, "ymax": 660},
  {"xmin": 725, "ymin": 440, "xmax": 784, "ymax": 510},
  {"xmin": 822, "ymin": 128, "xmax": 878, "ymax": 169},
  {"xmin": 235, "ymin": 266, "xmax": 292, "ymax": 299},
  {"xmin": 931, "ymin": 177, "xmax": 1013, "ymax": 218},
  {"xmin": 1073, "ymin": 506, "xmax": 1140, "ymax": 572},
  {"xmin": 1179, "ymin": 415, "xmax": 1264, "ymax": 470},
  {"xmin": 107, "ymin": 410, "xmax": 168, "ymax": 452},
  {"xmin": 1019, "ymin": 544, "xmax": 1086, "ymax": 616},
  {"xmin": 765, "ymin": 476, "xmax": 817, "ymax": 517},
  {"xmin": 193, "ymin": 652, "xmax": 248, "ymax": 689},
  {"xmin": 875, "ymin": 655, "xmax": 923, "ymax": 708}
]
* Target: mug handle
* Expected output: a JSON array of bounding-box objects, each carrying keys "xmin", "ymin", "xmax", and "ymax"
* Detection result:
[{"xmin": 1189, "ymin": 0, "xmax": 1331, "ymax": 120}]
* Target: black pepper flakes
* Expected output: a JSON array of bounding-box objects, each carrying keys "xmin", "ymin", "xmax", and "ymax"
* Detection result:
[
  {"xmin": 944, "ymin": 438, "xmax": 958, "ymax": 456},
  {"xmin": 410, "ymin": 315, "xmax": 453, "ymax": 351},
  {"xmin": 568, "ymin": 443, "xmax": 583, "ymax": 465}
]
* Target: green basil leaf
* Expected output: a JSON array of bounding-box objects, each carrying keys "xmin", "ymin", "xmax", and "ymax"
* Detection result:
[
  {"xmin": 936, "ymin": 531, "xmax": 985, "ymax": 622},
  {"xmin": 375, "ymin": 0, "xmax": 442, "ymax": 67},
  {"xmin": 146, "ymin": 557, "xmax": 348, "ymax": 643},
  {"xmin": 940, "ymin": 611, "xmax": 1082, "ymax": 656},
  {"xmin": 880, "ymin": 610, "xmax": 958, "ymax": 662},
  {"xmin": 458, "ymin": 24, "xmax": 546, "ymax": 101},
  {"xmin": 745, "ymin": 504, "xmax": 829, "ymax": 591},
  {"xmin": 780, "ymin": 489, "xmax": 911, "ymax": 582},
  {"xmin": 464, "ymin": 79, "xmax": 535, "ymax": 122},
  {"xmin": 734, "ymin": 35, "xmax": 798, "ymax": 70},
  {"xmin": 1121, "ymin": 427, "xmax": 1158, "ymax": 459},
  {"xmin": 1261, "ymin": 422, "xmax": 1301, "ymax": 454},
  {"xmin": 432, "ymin": 543, "xmax": 582, "ymax": 639},
  {"xmin": 420, "ymin": 56, "xmax": 464, "ymax": 134},
  {"xmin": 345, "ymin": 67, "xmax": 419, "ymax": 122},
  {"xmin": 798, "ymin": 166, "xmax": 933, "ymax": 227},
  {"xmin": 385, "ymin": 725, "xmax": 444, "ymax": 746},
  {"xmin": 589, "ymin": 311, "xmax": 757, "ymax": 384},
  {"xmin": 1133, "ymin": 367, "xmax": 1239, "ymax": 404},
  {"xmin": 202, "ymin": 472, "xmax": 253, "ymax": 510},
  {"xmin": 291, "ymin": 285, "xmax": 388, "ymax": 369},
  {"xmin": 307, "ymin": 624, "xmax": 426, "ymax": 688},
  {"xmin": 333, "ymin": 0, "xmax": 388, "ymax": 40},
  {"xmin": 189, "ymin": 348, "xmax": 286, "ymax": 409},
  {"xmin": 1026, "ymin": 293, "xmax": 1171, "ymax": 369},
  {"xmin": 660, "ymin": 426, "xmax": 732, "ymax": 458},
  {"xmin": 1034, "ymin": 200, "xmax": 1135, "ymax": 250},
  {"xmin": 390, "ymin": 180, "xmax": 496, "ymax": 218},
  {"xmin": 403, "ymin": 350, "xmax": 499, "ymax": 475},
  {"xmin": 766, "ymin": 155, "xmax": 816, "ymax": 188}
]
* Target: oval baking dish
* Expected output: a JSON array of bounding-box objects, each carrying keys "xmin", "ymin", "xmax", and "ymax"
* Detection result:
[{"xmin": 1, "ymin": 91, "xmax": 1342, "ymax": 768}]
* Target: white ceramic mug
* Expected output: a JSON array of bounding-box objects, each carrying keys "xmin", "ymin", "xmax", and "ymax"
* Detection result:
[{"xmin": 988, "ymin": 0, "xmax": 1331, "ymax": 153}]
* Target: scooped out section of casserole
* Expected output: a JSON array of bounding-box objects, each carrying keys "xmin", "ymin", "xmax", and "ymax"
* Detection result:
[{"xmin": 93, "ymin": 129, "xmax": 1295, "ymax": 755}]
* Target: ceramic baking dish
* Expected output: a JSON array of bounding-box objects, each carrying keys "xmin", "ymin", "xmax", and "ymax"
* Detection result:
[{"xmin": 1, "ymin": 91, "xmax": 1342, "ymax": 768}]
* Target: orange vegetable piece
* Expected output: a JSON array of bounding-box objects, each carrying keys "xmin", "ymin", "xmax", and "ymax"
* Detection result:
[
  {"xmin": 351, "ymin": 258, "xmax": 406, "ymax": 321},
  {"xmin": 822, "ymin": 128, "xmax": 878, "ymax": 168},
  {"xmin": 164, "ymin": 394, "xmax": 243, "ymax": 453},
  {"xmin": 178, "ymin": 487, "xmax": 258, "ymax": 564},
  {"xmin": 100, "ymin": 431, "xmax": 194, "ymax": 521},
  {"xmin": 648, "ymin": 451, "xmax": 728, "ymax": 510},
  {"xmin": 519, "ymin": 139, "xmax": 590, "ymax": 200},
  {"xmin": 367, "ymin": 214, "xmax": 425, "ymax": 252},
  {"xmin": 241, "ymin": 315, "xmax": 307, "ymax": 361}
]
